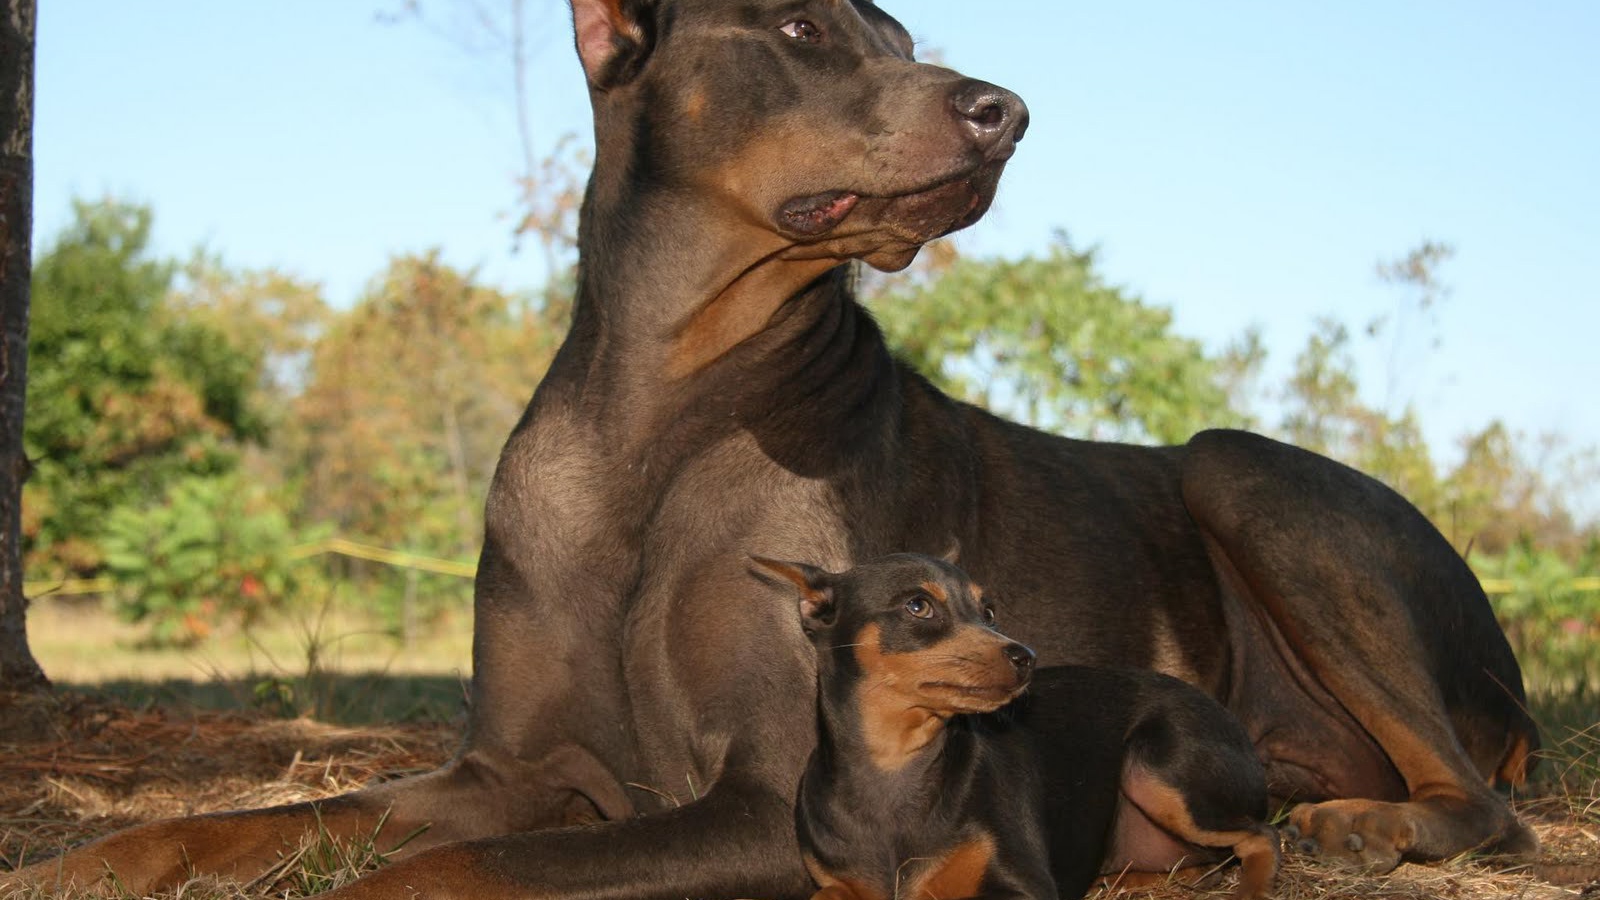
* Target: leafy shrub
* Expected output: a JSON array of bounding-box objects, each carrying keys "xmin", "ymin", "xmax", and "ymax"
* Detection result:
[
  {"xmin": 1483, "ymin": 538, "xmax": 1600, "ymax": 687},
  {"xmin": 101, "ymin": 474, "xmax": 311, "ymax": 646}
]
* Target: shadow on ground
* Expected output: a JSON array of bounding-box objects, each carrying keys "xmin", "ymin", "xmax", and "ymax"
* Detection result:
[{"xmin": 56, "ymin": 674, "xmax": 468, "ymax": 725}]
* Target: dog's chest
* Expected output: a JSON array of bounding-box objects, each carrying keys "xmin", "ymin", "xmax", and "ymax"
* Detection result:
[{"xmin": 806, "ymin": 830, "xmax": 998, "ymax": 900}]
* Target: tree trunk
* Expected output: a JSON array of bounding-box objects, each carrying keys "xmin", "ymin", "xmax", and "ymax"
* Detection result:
[{"xmin": 0, "ymin": 0, "xmax": 50, "ymax": 695}]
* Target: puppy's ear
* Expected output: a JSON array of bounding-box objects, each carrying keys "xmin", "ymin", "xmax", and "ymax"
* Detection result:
[
  {"xmin": 748, "ymin": 555, "xmax": 836, "ymax": 632},
  {"xmin": 939, "ymin": 538, "xmax": 961, "ymax": 565},
  {"xmin": 569, "ymin": 0, "xmax": 656, "ymax": 90}
]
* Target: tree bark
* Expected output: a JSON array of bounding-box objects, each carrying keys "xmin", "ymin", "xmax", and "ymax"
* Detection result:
[{"xmin": 0, "ymin": 0, "xmax": 50, "ymax": 695}]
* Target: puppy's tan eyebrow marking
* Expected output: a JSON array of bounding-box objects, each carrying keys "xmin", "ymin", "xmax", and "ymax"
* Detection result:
[{"xmin": 921, "ymin": 581, "xmax": 948, "ymax": 603}]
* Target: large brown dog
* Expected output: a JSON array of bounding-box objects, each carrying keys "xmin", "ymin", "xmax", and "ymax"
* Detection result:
[{"xmin": 9, "ymin": 1, "xmax": 1536, "ymax": 897}]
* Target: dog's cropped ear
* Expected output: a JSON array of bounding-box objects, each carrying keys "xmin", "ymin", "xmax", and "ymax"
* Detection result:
[
  {"xmin": 748, "ymin": 555, "xmax": 836, "ymax": 632},
  {"xmin": 569, "ymin": 0, "xmax": 656, "ymax": 90},
  {"xmin": 939, "ymin": 538, "xmax": 961, "ymax": 565}
]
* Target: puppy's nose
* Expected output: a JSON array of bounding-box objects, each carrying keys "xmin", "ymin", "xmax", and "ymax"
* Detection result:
[{"xmin": 1002, "ymin": 642, "xmax": 1036, "ymax": 677}]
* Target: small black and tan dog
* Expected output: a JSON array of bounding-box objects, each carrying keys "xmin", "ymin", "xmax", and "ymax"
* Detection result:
[{"xmin": 752, "ymin": 552, "xmax": 1279, "ymax": 900}]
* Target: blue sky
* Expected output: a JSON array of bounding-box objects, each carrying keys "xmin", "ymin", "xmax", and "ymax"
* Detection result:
[{"xmin": 33, "ymin": 2, "xmax": 1600, "ymax": 505}]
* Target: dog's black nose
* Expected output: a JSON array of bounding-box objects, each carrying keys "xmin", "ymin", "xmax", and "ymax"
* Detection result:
[
  {"xmin": 951, "ymin": 80, "xmax": 1029, "ymax": 156},
  {"xmin": 1002, "ymin": 642, "xmax": 1036, "ymax": 676}
]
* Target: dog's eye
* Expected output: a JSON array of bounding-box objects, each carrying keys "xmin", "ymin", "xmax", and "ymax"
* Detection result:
[
  {"xmin": 905, "ymin": 595, "xmax": 934, "ymax": 619},
  {"xmin": 780, "ymin": 20, "xmax": 822, "ymax": 43},
  {"xmin": 981, "ymin": 607, "xmax": 997, "ymax": 628}
]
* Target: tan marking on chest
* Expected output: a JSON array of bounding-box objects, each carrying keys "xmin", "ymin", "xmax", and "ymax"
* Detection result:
[
  {"xmin": 909, "ymin": 832, "xmax": 996, "ymax": 900},
  {"xmin": 852, "ymin": 623, "xmax": 947, "ymax": 771},
  {"xmin": 805, "ymin": 853, "xmax": 887, "ymax": 900}
]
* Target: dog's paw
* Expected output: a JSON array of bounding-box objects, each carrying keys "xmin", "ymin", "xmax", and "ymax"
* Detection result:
[{"xmin": 1284, "ymin": 799, "xmax": 1411, "ymax": 874}]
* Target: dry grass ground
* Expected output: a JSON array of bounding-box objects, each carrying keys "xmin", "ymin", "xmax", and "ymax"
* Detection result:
[
  {"xmin": 1, "ymin": 694, "xmax": 1596, "ymax": 900},
  {"xmin": 5, "ymin": 602, "xmax": 1598, "ymax": 898},
  {"xmin": 0, "ymin": 693, "xmax": 453, "ymax": 899}
]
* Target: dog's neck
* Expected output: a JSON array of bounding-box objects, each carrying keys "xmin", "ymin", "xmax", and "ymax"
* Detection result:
[
  {"xmin": 815, "ymin": 654, "xmax": 956, "ymax": 787},
  {"xmin": 556, "ymin": 175, "xmax": 902, "ymax": 465}
]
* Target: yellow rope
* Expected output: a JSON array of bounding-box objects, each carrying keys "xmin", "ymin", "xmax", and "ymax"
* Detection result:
[
  {"xmin": 285, "ymin": 537, "xmax": 477, "ymax": 578},
  {"xmin": 23, "ymin": 538, "xmax": 475, "ymax": 596},
  {"xmin": 21, "ymin": 544, "xmax": 1596, "ymax": 597}
]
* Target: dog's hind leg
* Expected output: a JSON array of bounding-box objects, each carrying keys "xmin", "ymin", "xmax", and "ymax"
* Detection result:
[
  {"xmin": 1112, "ymin": 763, "xmax": 1279, "ymax": 900},
  {"xmin": 1181, "ymin": 428, "xmax": 1537, "ymax": 872}
]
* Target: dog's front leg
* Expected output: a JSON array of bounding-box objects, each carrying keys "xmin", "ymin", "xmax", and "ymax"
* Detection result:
[{"xmin": 311, "ymin": 770, "xmax": 811, "ymax": 900}]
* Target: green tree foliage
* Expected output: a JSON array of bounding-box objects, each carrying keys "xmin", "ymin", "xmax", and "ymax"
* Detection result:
[
  {"xmin": 101, "ymin": 472, "xmax": 311, "ymax": 646},
  {"xmin": 24, "ymin": 200, "xmax": 263, "ymax": 576},
  {"xmin": 1445, "ymin": 423, "xmax": 1595, "ymax": 557},
  {"xmin": 170, "ymin": 253, "xmax": 330, "ymax": 429},
  {"xmin": 1482, "ymin": 536, "xmax": 1600, "ymax": 684},
  {"xmin": 1276, "ymin": 244, "xmax": 1597, "ymax": 560},
  {"xmin": 870, "ymin": 238, "xmax": 1253, "ymax": 444},
  {"xmin": 1280, "ymin": 317, "xmax": 1441, "ymax": 518},
  {"xmin": 20, "ymin": 202, "xmax": 576, "ymax": 644},
  {"xmin": 290, "ymin": 252, "xmax": 561, "ymax": 558},
  {"xmin": 280, "ymin": 253, "xmax": 565, "ymax": 632}
]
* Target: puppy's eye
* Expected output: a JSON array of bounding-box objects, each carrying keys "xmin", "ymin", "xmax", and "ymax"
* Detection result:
[
  {"xmin": 780, "ymin": 20, "xmax": 822, "ymax": 43},
  {"xmin": 905, "ymin": 595, "xmax": 934, "ymax": 619},
  {"xmin": 981, "ymin": 607, "xmax": 997, "ymax": 628}
]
